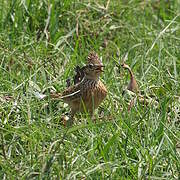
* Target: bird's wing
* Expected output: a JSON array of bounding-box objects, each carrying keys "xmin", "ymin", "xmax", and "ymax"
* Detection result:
[{"xmin": 61, "ymin": 83, "xmax": 83, "ymax": 102}]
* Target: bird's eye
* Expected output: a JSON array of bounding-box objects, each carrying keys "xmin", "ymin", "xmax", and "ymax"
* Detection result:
[{"xmin": 89, "ymin": 64, "xmax": 93, "ymax": 68}]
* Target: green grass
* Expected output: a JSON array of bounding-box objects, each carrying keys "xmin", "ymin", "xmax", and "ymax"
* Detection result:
[{"xmin": 0, "ymin": 0, "xmax": 180, "ymax": 179}]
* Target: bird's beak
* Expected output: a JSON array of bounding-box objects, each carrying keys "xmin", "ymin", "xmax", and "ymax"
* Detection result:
[{"xmin": 95, "ymin": 65, "xmax": 105, "ymax": 72}]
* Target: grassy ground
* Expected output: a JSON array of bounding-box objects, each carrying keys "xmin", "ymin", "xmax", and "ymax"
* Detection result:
[{"xmin": 0, "ymin": 0, "xmax": 180, "ymax": 179}]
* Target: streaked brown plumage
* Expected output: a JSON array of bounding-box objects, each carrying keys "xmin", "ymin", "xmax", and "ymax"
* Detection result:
[
  {"xmin": 61, "ymin": 77, "xmax": 107, "ymax": 116},
  {"xmin": 52, "ymin": 52, "xmax": 107, "ymax": 124}
]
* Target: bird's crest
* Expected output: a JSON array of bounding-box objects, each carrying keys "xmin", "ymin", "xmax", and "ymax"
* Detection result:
[{"xmin": 87, "ymin": 52, "xmax": 103, "ymax": 66}]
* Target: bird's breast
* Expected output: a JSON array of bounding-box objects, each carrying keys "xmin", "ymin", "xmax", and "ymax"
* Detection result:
[
  {"xmin": 82, "ymin": 80, "xmax": 107, "ymax": 111},
  {"xmin": 65, "ymin": 79, "xmax": 107, "ymax": 114}
]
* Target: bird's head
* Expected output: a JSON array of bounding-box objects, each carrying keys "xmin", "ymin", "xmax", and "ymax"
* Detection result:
[
  {"xmin": 84, "ymin": 63, "xmax": 104, "ymax": 80},
  {"xmin": 84, "ymin": 52, "xmax": 105, "ymax": 80}
]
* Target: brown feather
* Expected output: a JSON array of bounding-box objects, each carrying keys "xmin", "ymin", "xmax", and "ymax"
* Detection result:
[{"xmin": 51, "ymin": 52, "xmax": 107, "ymax": 124}]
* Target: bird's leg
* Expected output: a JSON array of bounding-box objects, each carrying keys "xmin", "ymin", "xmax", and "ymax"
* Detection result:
[
  {"xmin": 66, "ymin": 110, "xmax": 75, "ymax": 127},
  {"xmin": 92, "ymin": 116, "xmax": 97, "ymax": 123},
  {"xmin": 89, "ymin": 111, "xmax": 97, "ymax": 123}
]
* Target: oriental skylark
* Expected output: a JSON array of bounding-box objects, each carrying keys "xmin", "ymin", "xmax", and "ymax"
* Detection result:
[{"xmin": 52, "ymin": 52, "xmax": 107, "ymax": 124}]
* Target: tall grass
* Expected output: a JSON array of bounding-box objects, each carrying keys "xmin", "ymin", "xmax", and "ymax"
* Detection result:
[{"xmin": 0, "ymin": 0, "xmax": 180, "ymax": 179}]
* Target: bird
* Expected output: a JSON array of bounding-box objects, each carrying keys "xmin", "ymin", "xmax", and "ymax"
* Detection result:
[
  {"xmin": 121, "ymin": 62, "xmax": 158, "ymax": 111},
  {"xmin": 120, "ymin": 62, "xmax": 140, "ymax": 111},
  {"xmin": 51, "ymin": 52, "xmax": 107, "ymax": 125},
  {"xmin": 121, "ymin": 62, "xmax": 139, "ymax": 93}
]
